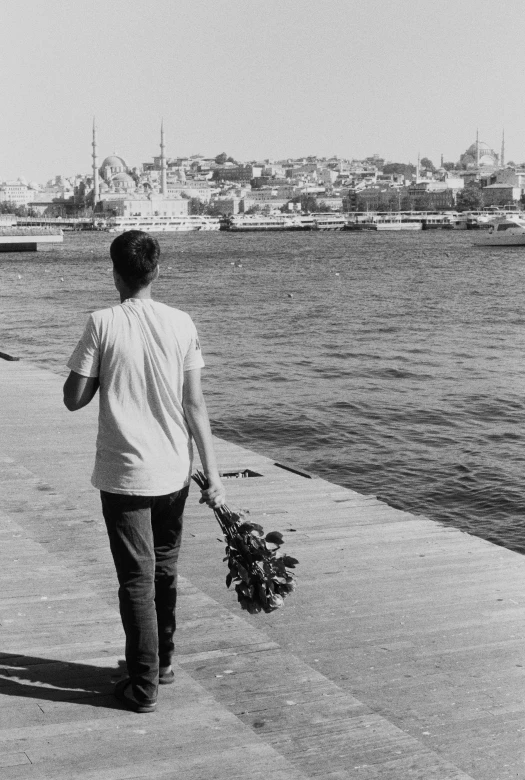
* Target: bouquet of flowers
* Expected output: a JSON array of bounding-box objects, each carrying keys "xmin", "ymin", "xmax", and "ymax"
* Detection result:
[{"xmin": 192, "ymin": 470, "xmax": 298, "ymax": 613}]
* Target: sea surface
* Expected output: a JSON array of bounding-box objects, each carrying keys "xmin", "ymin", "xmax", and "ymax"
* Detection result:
[{"xmin": 1, "ymin": 229, "xmax": 525, "ymax": 552}]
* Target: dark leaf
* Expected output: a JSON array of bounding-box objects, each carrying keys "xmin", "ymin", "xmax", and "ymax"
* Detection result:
[
  {"xmin": 265, "ymin": 531, "xmax": 284, "ymax": 546},
  {"xmin": 236, "ymin": 563, "xmax": 250, "ymax": 583}
]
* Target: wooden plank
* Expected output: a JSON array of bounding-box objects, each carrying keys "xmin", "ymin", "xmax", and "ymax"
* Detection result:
[{"xmin": 3, "ymin": 361, "xmax": 524, "ymax": 778}]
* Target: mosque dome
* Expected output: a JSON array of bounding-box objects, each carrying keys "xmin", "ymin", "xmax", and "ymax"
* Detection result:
[
  {"xmin": 109, "ymin": 172, "xmax": 136, "ymax": 192},
  {"xmin": 99, "ymin": 154, "xmax": 129, "ymax": 185},
  {"xmin": 101, "ymin": 154, "xmax": 127, "ymax": 170},
  {"xmin": 111, "ymin": 172, "xmax": 134, "ymax": 184},
  {"xmin": 460, "ymin": 140, "xmax": 498, "ymax": 169}
]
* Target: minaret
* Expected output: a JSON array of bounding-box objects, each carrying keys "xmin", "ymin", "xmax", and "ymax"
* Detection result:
[
  {"xmin": 160, "ymin": 119, "xmax": 167, "ymax": 196},
  {"xmin": 416, "ymin": 152, "xmax": 420, "ymax": 183},
  {"xmin": 92, "ymin": 118, "xmax": 100, "ymax": 206},
  {"xmin": 501, "ymin": 128, "xmax": 505, "ymax": 167}
]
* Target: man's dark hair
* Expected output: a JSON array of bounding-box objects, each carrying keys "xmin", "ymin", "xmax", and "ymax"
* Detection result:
[{"xmin": 110, "ymin": 230, "xmax": 160, "ymax": 288}]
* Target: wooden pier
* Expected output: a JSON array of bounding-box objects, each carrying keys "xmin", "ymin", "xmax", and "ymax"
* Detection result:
[
  {"xmin": 0, "ymin": 229, "xmax": 63, "ymax": 253},
  {"xmin": 0, "ymin": 359, "xmax": 524, "ymax": 779}
]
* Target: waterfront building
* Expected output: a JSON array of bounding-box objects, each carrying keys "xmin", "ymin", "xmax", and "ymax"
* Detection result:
[
  {"xmin": 317, "ymin": 196, "xmax": 344, "ymax": 211},
  {"xmin": 92, "ymin": 122, "xmax": 188, "ymax": 217},
  {"xmin": 480, "ymin": 184, "xmax": 522, "ymax": 207},
  {"xmin": 242, "ymin": 195, "xmax": 289, "ymax": 213},
  {"xmin": 480, "ymin": 166, "xmax": 525, "ymax": 189},
  {"xmin": 355, "ymin": 187, "xmax": 403, "ymax": 212},
  {"xmin": 211, "ymin": 196, "xmax": 242, "ymax": 215},
  {"xmin": 404, "ymin": 185, "xmax": 457, "ymax": 211},
  {"xmin": 0, "ymin": 179, "xmax": 38, "ymax": 207},
  {"xmin": 166, "ymin": 181, "xmax": 213, "ymax": 202},
  {"xmin": 102, "ymin": 195, "xmax": 188, "ymax": 218},
  {"xmin": 478, "ymin": 165, "xmax": 525, "ymax": 206}
]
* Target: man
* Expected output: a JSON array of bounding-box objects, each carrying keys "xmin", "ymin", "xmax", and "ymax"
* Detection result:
[{"xmin": 63, "ymin": 230, "xmax": 224, "ymax": 713}]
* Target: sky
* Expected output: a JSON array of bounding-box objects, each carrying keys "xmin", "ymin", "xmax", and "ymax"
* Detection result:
[{"xmin": 1, "ymin": 0, "xmax": 524, "ymax": 183}]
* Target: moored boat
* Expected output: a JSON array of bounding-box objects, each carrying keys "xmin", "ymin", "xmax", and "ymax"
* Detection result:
[
  {"xmin": 472, "ymin": 216, "xmax": 525, "ymax": 246},
  {"xmin": 312, "ymin": 214, "xmax": 347, "ymax": 230},
  {"xmin": 222, "ymin": 215, "xmax": 308, "ymax": 231},
  {"xmin": 106, "ymin": 215, "xmax": 221, "ymax": 233},
  {"xmin": 346, "ymin": 213, "xmax": 421, "ymax": 231},
  {"xmin": 421, "ymin": 213, "xmax": 459, "ymax": 230}
]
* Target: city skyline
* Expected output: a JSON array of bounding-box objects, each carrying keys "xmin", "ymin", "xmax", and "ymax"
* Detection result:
[{"xmin": 2, "ymin": 0, "xmax": 524, "ymax": 182}]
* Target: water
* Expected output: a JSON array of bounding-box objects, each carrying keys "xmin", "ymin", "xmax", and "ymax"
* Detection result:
[{"xmin": 2, "ymin": 230, "xmax": 525, "ymax": 552}]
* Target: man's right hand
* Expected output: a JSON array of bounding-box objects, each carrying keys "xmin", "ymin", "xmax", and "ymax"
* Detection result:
[{"xmin": 199, "ymin": 476, "xmax": 226, "ymax": 509}]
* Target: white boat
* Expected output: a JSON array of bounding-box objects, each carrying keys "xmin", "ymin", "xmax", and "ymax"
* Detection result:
[
  {"xmin": 106, "ymin": 215, "xmax": 221, "ymax": 233},
  {"xmin": 347, "ymin": 213, "xmax": 421, "ymax": 231},
  {"xmin": 224, "ymin": 215, "xmax": 308, "ymax": 231},
  {"xmin": 189, "ymin": 215, "xmax": 221, "ymax": 231},
  {"xmin": 472, "ymin": 216, "xmax": 525, "ymax": 246},
  {"xmin": 448, "ymin": 215, "xmax": 469, "ymax": 230},
  {"xmin": 312, "ymin": 214, "xmax": 347, "ymax": 230},
  {"xmin": 464, "ymin": 209, "xmax": 523, "ymax": 229},
  {"xmin": 421, "ymin": 213, "xmax": 460, "ymax": 230}
]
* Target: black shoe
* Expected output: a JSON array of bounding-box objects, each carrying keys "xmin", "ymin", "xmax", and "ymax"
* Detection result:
[
  {"xmin": 114, "ymin": 678, "xmax": 157, "ymax": 713},
  {"xmin": 159, "ymin": 669, "xmax": 175, "ymax": 685}
]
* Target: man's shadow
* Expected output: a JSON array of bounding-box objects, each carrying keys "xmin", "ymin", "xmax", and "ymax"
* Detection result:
[{"xmin": 0, "ymin": 652, "xmax": 128, "ymax": 710}]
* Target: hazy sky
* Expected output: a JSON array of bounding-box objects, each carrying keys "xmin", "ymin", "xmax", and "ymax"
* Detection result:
[{"xmin": 2, "ymin": 0, "xmax": 524, "ymax": 182}]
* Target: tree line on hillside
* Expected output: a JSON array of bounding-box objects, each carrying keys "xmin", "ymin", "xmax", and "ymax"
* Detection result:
[{"xmin": 0, "ymin": 201, "xmax": 35, "ymax": 217}]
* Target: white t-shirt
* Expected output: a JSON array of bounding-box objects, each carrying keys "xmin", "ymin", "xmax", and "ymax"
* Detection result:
[{"xmin": 67, "ymin": 298, "xmax": 205, "ymax": 496}]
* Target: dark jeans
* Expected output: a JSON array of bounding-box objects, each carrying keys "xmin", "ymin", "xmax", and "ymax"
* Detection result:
[{"xmin": 100, "ymin": 486, "xmax": 188, "ymax": 703}]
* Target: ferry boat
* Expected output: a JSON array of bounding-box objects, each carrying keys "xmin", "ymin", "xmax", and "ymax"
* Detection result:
[
  {"xmin": 472, "ymin": 216, "xmax": 525, "ymax": 246},
  {"xmin": 312, "ymin": 214, "xmax": 347, "ymax": 230},
  {"xmin": 447, "ymin": 214, "xmax": 469, "ymax": 230},
  {"xmin": 346, "ymin": 213, "xmax": 422, "ymax": 231},
  {"xmin": 106, "ymin": 215, "xmax": 221, "ymax": 233},
  {"xmin": 223, "ymin": 215, "xmax": 308, "ymax": 231},
  {"xmin": 189, "ymin": 215, "xmax": 221, "ymax": 231},
  {"xmin": 421, "ymin": 212, "xmax": 460, "ymax": 230}
]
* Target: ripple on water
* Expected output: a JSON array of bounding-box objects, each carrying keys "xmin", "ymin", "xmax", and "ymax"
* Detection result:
[{"xmin": 1, "ymin": 230, "xmax": 525, "ymax": 552}]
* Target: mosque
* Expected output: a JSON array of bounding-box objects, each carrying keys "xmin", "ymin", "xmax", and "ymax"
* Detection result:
[
  {"xmin": 91, "ymin": 121, "xmax": 188, "ymax": 217},
  {"xmin": 458, "ymin": 132, "xmax": 501, "ymax": 170}
]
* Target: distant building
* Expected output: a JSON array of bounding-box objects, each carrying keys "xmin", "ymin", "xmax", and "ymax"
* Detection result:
[
  {"xmin": 317, "ymin": 196, "xmax": 343, "ymax": 211},
  {"xmin": 0, "ymin": 180, "xmax": 38, "ymax": 207},
  {"xmin": 242, "ymin": 194, "xmax": 289, "ymax": 212},
  {"xmin": 213, "ymin": 165, "xmax": 260, "ymax": 183},
  {"xmin": 103, "ymin": 196, "xmax": 188, "ymax": 218},
  {"xmin": 355, "ymin": 187, "xmax": 401, "ymax": 211},
  {"xmin": 211, "ymin": 197, "xmax": 241, "ymax": 215},
  {"xmin": 481, "ymin": 185, "xmax": 521, "ymax": 207},
  {"xmin": 166, "ymin": 181, "xmax": 213, "ymax": 202},
  {"xmin": 480, "ymin": 167, "xmax": 525, "ymax": 189}
]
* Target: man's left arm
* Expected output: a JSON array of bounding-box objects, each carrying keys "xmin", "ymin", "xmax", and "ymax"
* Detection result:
[{"xmin": 63, "ymin": 371, "xmax": 99, "ymax": 411}]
